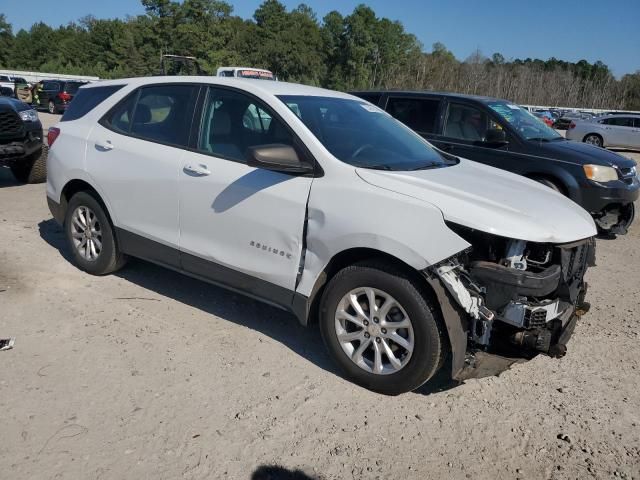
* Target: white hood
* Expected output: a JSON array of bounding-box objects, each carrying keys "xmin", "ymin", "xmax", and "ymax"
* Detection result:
[{"xmin": 356, "ymin": 159, "xmax": 597, "ymax": 244}]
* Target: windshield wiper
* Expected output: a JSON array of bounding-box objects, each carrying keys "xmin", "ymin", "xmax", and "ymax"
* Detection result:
[
  {"xmin": 408, "ymin": 162, "xmax": 447, "ymax": 171},
  {"xmin": 527, "ymin": 137, "xmax": 551, "ymax": 142},
  {"xmin": 354, "ymin": 163, "xmax": 393, "ymax": 171}
]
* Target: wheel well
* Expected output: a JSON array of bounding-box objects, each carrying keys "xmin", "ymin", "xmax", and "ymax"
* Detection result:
[
  {"xmin": 525, "ymin": 173, "xmax": 568, "ymax": 196},
  {"xmin": 60, "ymin": 180, "xmax": 107, "ymax": 220},
  {"xmin": 583, "ymin": 132, "xmax": 602, "ymax": 142},
  {"xmin": 305, "ymin": 247, "xmax": 435, "ymax": 325}
]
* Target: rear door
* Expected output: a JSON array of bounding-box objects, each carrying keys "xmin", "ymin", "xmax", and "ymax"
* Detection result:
[
  {"xmin": 178, "ymin": 86, "xmax": 313, "ymax": 294},
  {"xmin": 602, "ymin": 117, "xmax": 636, "ymax": 147},
  {"xmin": 85, "ymin": 83, "xmax": 199, "ymax": 267},
  {"xmin": 382, "ymin": 94, "xmax": 443, "ymax": 141}
]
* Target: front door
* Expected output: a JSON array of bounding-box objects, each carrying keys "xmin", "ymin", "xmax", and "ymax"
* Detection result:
[
  {"xmin": 178, "ymin": 86, "xmax": 313, "ymax": 294},
  {"xmin": 85, "ymin": 83, "xmax": 199, "ymax": 266},
  {"xmin": 430, "ymin": 101, "xmax": 513, "ymax": 170}
]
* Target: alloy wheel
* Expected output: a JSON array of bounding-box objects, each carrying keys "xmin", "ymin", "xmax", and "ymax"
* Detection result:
[
  {"xmin": 585, "ymin": 135, "xmax": 602, "ymax": 147},
  {"xmin": 70, "ymin": 206, "xmax": 102, "ymax": 261},
  {"xmin": 334, "ymin": 287, "xmax": 414, "ymax": 375}
]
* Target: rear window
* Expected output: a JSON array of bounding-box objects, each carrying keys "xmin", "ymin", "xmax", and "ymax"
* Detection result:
[
  {"xmin": 64, "ymin": 82, "xmax": 84, "ymax": 94},
  {"xmin": 61, "ymin": 85, "xmax": 125, "ymax": 122}
]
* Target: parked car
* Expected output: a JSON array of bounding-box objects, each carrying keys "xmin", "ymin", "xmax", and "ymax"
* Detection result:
[
  {"xmin": 46, "ymin": 77, "xmax": 597, "ymax": 394},
  {"xmin": 533, "ymin": 111, "xmax": 555, "ymax": 127},
  {"xmin": 35, "ymin": 80, "xmax": 86, "ymax": 114},
  {"xmin": 351, "ymin": 91, "xmax": 638, "ymax": 235},
  {"xmin": 0, "ymin": 96, "xmax": 47, "ymax": 183},
  {"xmin": 552, "ymin": 111, "xmax": 591, "ymax": 130},
  {"xmin": 566, "ymin": 114, "xmax": 640, "ymax": 151}
]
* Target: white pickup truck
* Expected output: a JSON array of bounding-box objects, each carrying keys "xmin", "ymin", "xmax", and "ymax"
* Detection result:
[{"xmin": 0, "ymin": 75, "xmax": 29, "ymax": 93}]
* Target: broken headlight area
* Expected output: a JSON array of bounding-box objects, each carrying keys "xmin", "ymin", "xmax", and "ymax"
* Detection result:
[{"xmin": 432, "ymin": 223, "xmax": 595, "ymax": 359}]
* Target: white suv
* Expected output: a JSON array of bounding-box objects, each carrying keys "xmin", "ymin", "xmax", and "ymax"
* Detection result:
[{"xmin": 47, "ymin": 77, "xmax": 597, "ymax": 394}]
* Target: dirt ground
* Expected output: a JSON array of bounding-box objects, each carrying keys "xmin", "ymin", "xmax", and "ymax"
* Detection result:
[{"xmin": 1, "ymin": 113, "xmax": 639, "ymax": 480}]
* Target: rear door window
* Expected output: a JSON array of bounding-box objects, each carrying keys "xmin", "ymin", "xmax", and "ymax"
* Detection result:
[
  {"xmin": 602, "ymin": 117, "xmax": 634, "ymax": 127},
  {"xmin": 61, "ymin": 85, "xmax": 124, "ymax": 122},
  {"xmin": 129, "ymin": 85, "xmax": 198, "ymax": 147},
  {"xmin": 385, "ymin": 97, "xmax": 441, "ymax": 134},
  {"xmin": 102, "ymin": 84, "xmax": 199, "ymax": 147}
]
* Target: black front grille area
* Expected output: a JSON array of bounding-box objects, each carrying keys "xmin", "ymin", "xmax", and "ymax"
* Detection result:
[
  {"xmin": 0, "ymin": 110, "xmax": 23, "ymax": 137},
  {"xmin": 525, "ymin": 308, "xmax": 548, "ymax": 328}
]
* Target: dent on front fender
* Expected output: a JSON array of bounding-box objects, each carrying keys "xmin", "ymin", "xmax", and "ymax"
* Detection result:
[{"xmin": 294, "ymin": 178, "xmax": 471, "ymax": 298}]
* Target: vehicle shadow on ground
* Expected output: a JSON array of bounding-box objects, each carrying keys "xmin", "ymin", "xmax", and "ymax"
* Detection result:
[
  {"xmin": 38, "ymin": 217, "xmax": 459, "ymax": 397},
  {"xmin": 251, "ymin": 465, "xmax": 318, "ymax": 480}
]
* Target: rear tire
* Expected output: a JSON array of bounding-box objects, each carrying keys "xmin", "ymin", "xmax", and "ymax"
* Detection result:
[
  {"xmin": 64, "ymin": 191, "xmax": 127, "ymax": 275},
  {"xmin": 10, "ymin": 145, "xmax": 48, "ymax": 184},
  {"xmin": 48, "ymin": 100, "xmax": 56, "ymax": 114},
  {"xmin": 319, "ymin": 260, "xmax": 447, "ymax": 395},
  {"xmin": 583, "ymin": 134, "xmax": 603, "ymax": 147}
]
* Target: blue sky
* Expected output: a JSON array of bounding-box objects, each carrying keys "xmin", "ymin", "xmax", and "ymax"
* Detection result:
[{"xmin": 3, "ymin": 0, "xmax": 639, "ymax": 77}]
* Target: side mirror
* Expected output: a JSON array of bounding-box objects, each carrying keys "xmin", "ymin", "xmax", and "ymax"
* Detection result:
[
  {"xmin": 247, "ymin": 144, "xmax": 314, "ymax": 174},
  {"xmin": 484, "ymin": 128, "xmax": 508, "ymax": 146}
]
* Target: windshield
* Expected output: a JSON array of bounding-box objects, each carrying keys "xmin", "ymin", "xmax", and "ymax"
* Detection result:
[
  {"xmin": 278, "ymin": 95, "xmax": 454, "ymax": 170},
  {"xmin": 488, "ymin": 101, "xmax": 562, "ymax": 141}
]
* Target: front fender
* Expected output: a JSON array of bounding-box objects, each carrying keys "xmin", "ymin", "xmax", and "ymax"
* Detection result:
[{"xmin": 295, "ymin": 175, "xmax": 470, "ymax": 298}]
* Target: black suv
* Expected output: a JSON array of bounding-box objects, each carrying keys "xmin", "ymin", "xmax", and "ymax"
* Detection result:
[
  {"xmin": 0, "ymin": 96, "xmax": 47, "ymax": 183},
  {"xmin": 351, "ymin": 91, "xmax": 639, "ymax": 235},
  {"xmin": 36, "ymin": 80, "xmax": 85, "ymax": 114}
]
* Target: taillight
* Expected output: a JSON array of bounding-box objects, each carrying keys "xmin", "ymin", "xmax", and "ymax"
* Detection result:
[
  {"xmin": 48, "ymin": 127, "xmax": 60, "ymax": 147},
  {"xmin": 569, "ymin": 121, "xmax": 576, "ymax": 129},
  {"xmin": 57, "ymin": 92, "xmax": 72, "ymax": 102}
]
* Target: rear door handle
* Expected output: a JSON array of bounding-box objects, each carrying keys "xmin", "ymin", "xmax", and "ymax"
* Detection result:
[
  {"xmin": 95, "ymin": 140, "xmax": 114, "ymax": 151},
  {"xmin": 183, "ymin": 164, "xmax": 211, "ymax": 176},
  {"xmin": 440, "ymin": 143, "xmax": 455, "ymax": 151}
]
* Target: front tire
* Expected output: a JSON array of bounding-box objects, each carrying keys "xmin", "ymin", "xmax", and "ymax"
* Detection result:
[
  {"xmin": 64, "ymin": 191, "xmax": 127, "ymax": 275},
  {"xmin": 319, "ymin": 261, "xmax": 447, "ymax": 395},
  {"xmin": 10, "ymin": 145, "xmax": 48, "ymax": 184},
  {"xmin": 583, "ymin": 134, "xmax": 603, "ymax": 147},
  {"xmin": 534, "ymin": 177, "xmax": 562, "ymax": 194}
]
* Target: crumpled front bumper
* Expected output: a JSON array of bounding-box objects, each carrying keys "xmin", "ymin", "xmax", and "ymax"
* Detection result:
[{"xmin": 424, "ymin": 238, "xmax": 594, "ymax": 382}]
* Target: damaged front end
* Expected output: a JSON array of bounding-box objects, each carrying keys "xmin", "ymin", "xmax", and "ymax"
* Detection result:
[{"xmin": 426, "ymin": 223, "xmax": 596, "ymax": 381}]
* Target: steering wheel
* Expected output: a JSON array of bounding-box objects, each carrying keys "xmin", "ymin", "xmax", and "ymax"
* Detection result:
[{"xmin": 350, "ymin": 144, "xmax": 374, "ymax": 159}]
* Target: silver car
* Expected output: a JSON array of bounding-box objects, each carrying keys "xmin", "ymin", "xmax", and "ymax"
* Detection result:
[{"xmin": 566, "ymin": 114, "xmax": 640, "ymax": 149}]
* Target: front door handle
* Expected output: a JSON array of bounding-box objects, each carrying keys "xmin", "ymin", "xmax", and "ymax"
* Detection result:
[
  {"xmin": 183, "ymin": 164, "xmax": 211, "ymax": 176},
  {"xmin": 95, "ymin": 140, "xmax": 114, "ymax": 151}
]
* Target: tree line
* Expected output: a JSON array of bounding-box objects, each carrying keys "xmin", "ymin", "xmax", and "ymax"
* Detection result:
[{"xmin": 1, "ymin": 0, "xmax": 639, "ymax": 109}]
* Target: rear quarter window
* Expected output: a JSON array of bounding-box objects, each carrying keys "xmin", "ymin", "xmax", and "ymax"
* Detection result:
[{"xmin": 61, "ymin": 85, "xmax": 125, "ymax": 122}]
